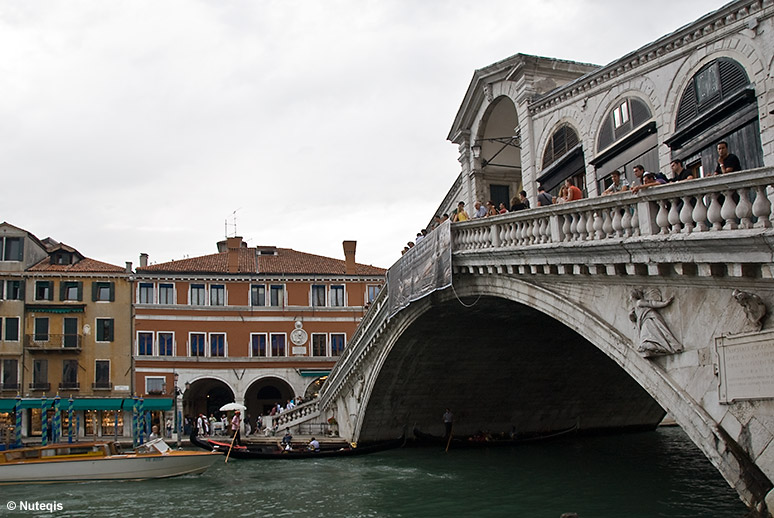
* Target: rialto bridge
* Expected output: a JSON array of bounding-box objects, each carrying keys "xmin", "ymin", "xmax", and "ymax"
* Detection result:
[{"xmin": 279, "ymin": 169, "xmax": 774, "ymax": 514}]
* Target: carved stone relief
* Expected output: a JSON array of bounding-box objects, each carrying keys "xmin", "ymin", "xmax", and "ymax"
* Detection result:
[
  {"xmin": 732, "ymin": 289, "xmax": 767, "ymax": 333},
  {"xmin": 629, "ymin": 288, "xmax": 683, "ymax": 357}
]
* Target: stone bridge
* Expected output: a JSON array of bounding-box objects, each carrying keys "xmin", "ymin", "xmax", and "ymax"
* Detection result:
[{"xmin": 281, "ymin": 168, "xmax": 774, "ymax": 514}]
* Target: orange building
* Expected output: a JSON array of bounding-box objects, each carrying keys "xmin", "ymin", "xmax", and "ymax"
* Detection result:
[{"xmin": 133, "ymin": 237, "xmax": 385, "ymax": 433}]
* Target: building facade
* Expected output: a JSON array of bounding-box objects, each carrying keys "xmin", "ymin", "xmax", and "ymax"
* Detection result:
[
  {"xmin": 133, "ymin": 237, "xmax": 385, "ymax": 432},
  {"xmin": 439, "ymin": 0, "xmax": 773, "ymax": 216},
  {"xmin": 0, "ymin": 222, "xmax": 133, "ymax": 441}
]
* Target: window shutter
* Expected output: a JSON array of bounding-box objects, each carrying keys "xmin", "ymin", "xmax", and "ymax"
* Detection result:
[
  {"xmin": 47, "ymin": 281, "xmax": 53, "ymax": 301},
  {"xmin": 77, "ymin": 281, "xmax": 83, "ymax": 301},
  {"xmin": 92, "ymin": 282, "xmax": 98, "ymax": 301},
  {"xmin": 59, "ymin": 281, "xmax": 66, "ymax": 301},
  {"xmin": 109, "ymin": 282, "xmax": 115, "ymax": 302},
  {"xmin": 19, "ymin": 281, "xmax": 25, "ymax": 300}
]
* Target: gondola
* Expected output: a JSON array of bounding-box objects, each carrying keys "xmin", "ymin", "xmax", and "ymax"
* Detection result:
[
  {"xmin": 190, "ymin": 431, "xmax": 404, "ymax": 459},
  {"xmin": 411, "ymin": 422, "xmax": 578, "ymax": 448}
]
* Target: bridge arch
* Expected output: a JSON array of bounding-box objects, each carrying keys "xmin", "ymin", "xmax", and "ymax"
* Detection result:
[{"xmin": 345, "ymin": 274, "xmax": 766, "ymax": 508}]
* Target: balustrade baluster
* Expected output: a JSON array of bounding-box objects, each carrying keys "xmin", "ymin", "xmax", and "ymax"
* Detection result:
[
  {"xmin": 612, "ymin": 208, "xmax": 624, "ymax": 237},
  {"xmin": 656, "ymin": 200, "xmax": 670, "ymax": 234},
  {"xmin": 735, "ymin": 187, "xmax": 753, "ymax": 229},
  {"xmin": 602, "ymin": 209, "xmax": 614, "ymax": 238},
  {"xmin": 720, "ymin": 189, "xmax": 738, "ymax": 230},
  {"xmin": 562, "ymin": 214, "xmax": 572, "ymax": 242},
  {"xmin": 593, "ymin": 211, "xmax": 604, "ymax": 240},
  {"xmin": 511, "ymin": 221, "xmax": 520, "ymax": 246},
  {"xmin": 752, "ymin": 185, "xmax": 772, "ymax": 228},
  {"xmin": 520, "ymin": 221, "xmax": 530, "ymax": 245},
  {"xmin": 707, "ymin": 192, "xmax": 723, "ymax": 230},
  {"xmin": 631, "ymin": 203, "xmax": 640, "ymax": 236},
  {"xmin": 691, "ymin": 194, "xmax": 708, "ymax": 232},
  {"xmin": 575, "ymin": 212, "xmax": 589, "ymax": 241},
  {"xmin": 538, "ymin": 218, "xmax": 549, "ymax": 243},
  {"xmin": 668, "ymin": 198, "xmax": 681, "ymax": 233},
  {"xmin": 621, "ymin": 205, "xmax": 632, "ymax": 237},
  {"xmin": 679, "ymin": 196, "xmax": 694, "ymax": 233},
  {"xmin": 532, "ymin": 218, "xmax": 541, "ymax": 244}
]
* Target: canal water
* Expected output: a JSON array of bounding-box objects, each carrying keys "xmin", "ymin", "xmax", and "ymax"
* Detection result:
[{"xmin": 1, "ymin": 427, "xmax": 748, "ymax": 518}]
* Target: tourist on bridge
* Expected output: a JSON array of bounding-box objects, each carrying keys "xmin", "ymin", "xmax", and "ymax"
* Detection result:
[
  {"xmin": 536, "ymin": 185, "xmax": 553, "ymax": 206},
  {"xmin": 669, "ymin": 159, "xmax": 693, "ymax": 182},
  {"xmin": 714, "ymin": 141, "xmax": 741, "ymax": 175},
  {"xmin": 451, "ymin": 201, "xmax": 469, "ymax": 222},
  {"xmin": 473, "ymin": 201, "xmax": 488, "ymax": 218},
  {"xmin": 601, "ymin": 170, "xmax": 629, "ymax": 195}
]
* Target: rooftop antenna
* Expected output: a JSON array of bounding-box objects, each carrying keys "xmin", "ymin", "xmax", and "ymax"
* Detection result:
[{"xmin": 225, "ymin": 208, "xmax": 242, "ymax": 238}]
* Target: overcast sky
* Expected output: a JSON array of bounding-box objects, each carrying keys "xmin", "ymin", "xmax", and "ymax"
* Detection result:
[{"xmin": 1, "ymin": 0, "xmax": 729, "ymax": 270}]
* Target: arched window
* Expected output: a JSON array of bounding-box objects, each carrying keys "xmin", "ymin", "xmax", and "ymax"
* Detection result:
[
  {"xmin": 675, "ymin": 58, "xmax": 750, "ymax": 129},
  {"xmin": 597, "ymin": 98, "xmax": 652, "ymax": 151},
  {"xmin": 542, "ymin": 124, "xmax": 580, "ymax": 169},
  {"xmin": 536, "ymin": 124, "xmax": 585, "ymax": 195},
  {"xmin": 665, "ymin": 57, "xmax": 761, "ymax": 177}
]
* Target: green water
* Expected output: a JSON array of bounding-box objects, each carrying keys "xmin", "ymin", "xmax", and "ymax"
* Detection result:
[{"xmin": 0, "ymin": 427, "xmax": 748, "ymax": 518}]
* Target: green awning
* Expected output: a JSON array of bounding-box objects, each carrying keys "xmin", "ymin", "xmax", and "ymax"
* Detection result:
[
  {"xmin": 0, "ymin": 397, "xmax": 174, "ymax": 412},
  {"xmin": 299, "ymin": 370, "xmax": 330, "ymax": 377},
  {"xmin": 26, "ymin": 304, "xmax": 85, "ymax": 314},
  {"xmin": 140, "ymin": 398, "xmax": 173, "ymax": 411},
  {"xmin": 71, "ymin": 398, "xmax": 125, "ymax": 411},
  {"xmin": 0, "ymin": 399, "xmax": 19, "ymax": 412}
]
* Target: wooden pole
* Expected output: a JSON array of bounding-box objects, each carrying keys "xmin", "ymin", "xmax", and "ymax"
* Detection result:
[
  {"xmin": 225, "ymin": 424, "xmax": 238, "ymax": 463},
  {"xmin": 445, "ymin": 425, "xmax": 453, "ymax": 453}
]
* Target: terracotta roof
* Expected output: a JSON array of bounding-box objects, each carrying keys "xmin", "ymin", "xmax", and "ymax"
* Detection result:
[
  {"xmin": 28, "ymin": 257, "xmax": 126, "ymax": 273},
  {"xmin": 137, "ymin": 247, "xmax": 386, "ymax": 276}
]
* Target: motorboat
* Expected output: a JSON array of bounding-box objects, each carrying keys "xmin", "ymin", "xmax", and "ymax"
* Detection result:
[{"xmin": 0, "ymin": 438, "xmax": 221, "ymax": 484}]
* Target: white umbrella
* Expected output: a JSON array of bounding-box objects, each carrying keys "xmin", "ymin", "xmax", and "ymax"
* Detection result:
[{"xmin": 219, "ymin": 402, "xmax": 246, "ymax": 412}]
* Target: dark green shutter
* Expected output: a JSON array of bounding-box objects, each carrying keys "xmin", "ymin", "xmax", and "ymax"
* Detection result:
[
  {"xmin": 77, "ymin": 281, "xmax": 83, "ymax": 301},
  {"xmin": 92, "ymin": 282, "xmax": 98, "ymax": 301},
  {"xmin": 109, "ymin": 282, "xmax": 115, "ymax": 302},
  {"xmin": 59, "ymin": 281, "xmax": 66, "ymax": 301}
]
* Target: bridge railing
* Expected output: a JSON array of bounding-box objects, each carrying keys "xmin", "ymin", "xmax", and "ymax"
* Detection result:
[
  {"xmin": 452, "ymin": 167, "xmax": 773, "ymax": 251},
  {"xmin": 317, "ymin": 281, "xmax": 391, "ymax": 408}
]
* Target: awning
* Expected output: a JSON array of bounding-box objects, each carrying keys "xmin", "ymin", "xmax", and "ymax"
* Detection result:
[
  {"xmin": 0, "ymin": 397, "xmax": 174, "ymax": 412},
  {"xmin": 298, "ymin": 370, "xmax": 330, "ymax": 377},
  {"xmin": 25, "ymin": 304, "xmax": 86, "ymax": 314}
]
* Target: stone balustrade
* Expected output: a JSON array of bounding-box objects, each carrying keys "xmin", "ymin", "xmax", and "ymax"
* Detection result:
[
  {"xmin": 274, "ymin": 399, "xmax": 321, "ymax": 428},
  {"xmin": 453, "ymin": 168, "xmax": 773, "ymax": 251}
]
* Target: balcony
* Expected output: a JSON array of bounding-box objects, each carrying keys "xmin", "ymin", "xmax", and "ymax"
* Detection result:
[
  {"xmin": 92, "ymin": 382, "xmax": 113, "ymax": 391},
  {"xmin": 29, "ymin": 382, "xmax": 51, "ymax": 392},
  {"xmin": 59, "ymin": 382, "xmax": 80, "ymax": 391},
  {"xmin": 25, "ymin": 334, "xmax": 82, "ymax": 353},
  {"xmin": 0, "ymin": 382, "xmax": 20, "ymax": 392}
]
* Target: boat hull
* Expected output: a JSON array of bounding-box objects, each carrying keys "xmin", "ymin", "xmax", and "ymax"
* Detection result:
[{"xmin": 0, "ymin": 451, "xmax": 221, "ymax": 485}]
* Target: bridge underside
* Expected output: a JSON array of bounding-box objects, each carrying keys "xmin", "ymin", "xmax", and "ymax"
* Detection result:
[{"xmin": 359, "ymin": 295, "xmax": 666, "ymax": 441}]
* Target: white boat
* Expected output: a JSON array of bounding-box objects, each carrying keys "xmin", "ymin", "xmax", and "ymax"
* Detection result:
[{"xmin": 0, "ymin": 438, "xmax": 221, "ymax": 484}]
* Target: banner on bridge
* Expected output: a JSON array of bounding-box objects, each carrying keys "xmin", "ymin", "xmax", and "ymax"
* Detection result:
[{"xmin": 387, "ymin": 221, "xmax": 452, "ymax": 320}]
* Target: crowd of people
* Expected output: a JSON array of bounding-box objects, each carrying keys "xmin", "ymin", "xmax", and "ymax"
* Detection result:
[
  {"xmin": 188, "ymin": 395, "xmax": 313, "ymax": 439},
  {"xmin": 400, "ymin": 141, "xmax": 741, "ymax": 255}
]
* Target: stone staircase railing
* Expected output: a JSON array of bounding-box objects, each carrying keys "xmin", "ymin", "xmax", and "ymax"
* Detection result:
[{"xmin": 272, "ymin": 399, "xmax": 321, "ymax": 430}]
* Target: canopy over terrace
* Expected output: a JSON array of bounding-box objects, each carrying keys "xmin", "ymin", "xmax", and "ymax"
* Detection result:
[{"xmin": 0, "ymin": 398, "xmax": 173, "ymax": 412}]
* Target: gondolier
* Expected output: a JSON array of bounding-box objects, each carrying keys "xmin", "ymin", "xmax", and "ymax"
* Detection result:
[
  {"xmin": 231, "ymin": 411, "xmax": 242, "ymax": 446},
  {"xmin": 443, "ymin": 408, "xmax": 453, "ymax": 438}
]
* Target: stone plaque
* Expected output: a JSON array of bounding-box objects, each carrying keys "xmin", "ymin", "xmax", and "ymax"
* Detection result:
[
  {"xmin": 716, "ymin": 330, "xmax": 774, "ymax": 403},
  {"xmin": 292, "ymin": 346, "xmax": 307, "ymax": 356}
]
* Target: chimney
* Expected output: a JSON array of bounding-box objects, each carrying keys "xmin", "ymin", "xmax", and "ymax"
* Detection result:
[
  {"xmin": 139, "ymin": 253, "xmax": 148, "ymax": 268},
  {"xmin": 343, "ymin": 241, "xmax": 356, "ymax": 275},
  {"xmin": 227, "ymin": 236, "xmax": 243, "ymax": 273},
  {"xmin": 125, "ymin": 261, "xmax": 133, "ymax": 274}
]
